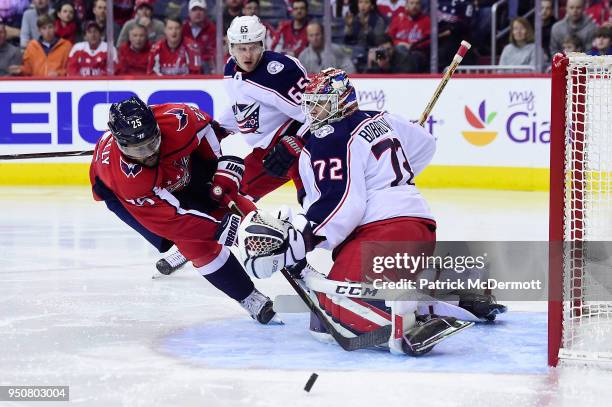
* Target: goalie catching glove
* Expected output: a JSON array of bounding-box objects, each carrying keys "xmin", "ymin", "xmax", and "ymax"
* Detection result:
[{"xmin": 237, "ymin": 209, "xmax": 313, "ymax": 279}]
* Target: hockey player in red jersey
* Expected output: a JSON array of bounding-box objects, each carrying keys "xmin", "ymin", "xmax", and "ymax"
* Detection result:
[
  {"xmin": 89, "ymin": 96, "xmax": 277, "ymax": 324},
  {"xmin": 237, "ymin": 69, "xmax": 506, "ymax": 354}
]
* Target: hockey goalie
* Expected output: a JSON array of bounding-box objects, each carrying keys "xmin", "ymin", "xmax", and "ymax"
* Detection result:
[{"xmin": 237, "ymin": 68, "xmax": 506, "ymax": 355}]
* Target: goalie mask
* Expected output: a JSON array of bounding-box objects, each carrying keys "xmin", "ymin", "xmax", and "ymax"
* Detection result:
[{"xmin": 302, "ymin": 68, "xmax": 358, "ymax": 131}]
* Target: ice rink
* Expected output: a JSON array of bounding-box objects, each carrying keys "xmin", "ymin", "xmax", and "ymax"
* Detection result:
[{"xmin": 2, "ymin": 186, "xmax": 612, "ymax": 406}]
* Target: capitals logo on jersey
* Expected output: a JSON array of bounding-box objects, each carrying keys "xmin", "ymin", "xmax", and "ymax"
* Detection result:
[
  {"xmin": 120, "ymin": 157, "xmax": 143, "ymax": 178},
  {"xmin": 164, "ymin": 108, "xmax": 189, "ymax": 131},
  {"xmin": 232, "ymin": 102, "xmax": 261, "ymax": 134}
]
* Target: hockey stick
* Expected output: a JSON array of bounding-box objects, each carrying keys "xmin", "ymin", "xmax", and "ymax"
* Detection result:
[
  {"xmin": 418, "ymin": 40, "xmax": 471, "ymax": 126},
  {"xmin": 228, "ymin": 202, "xmax": 391, "ymax": 351},
  {"xmin": 0, "ymin": 150, "xmax": 94, "ymax": 160}
]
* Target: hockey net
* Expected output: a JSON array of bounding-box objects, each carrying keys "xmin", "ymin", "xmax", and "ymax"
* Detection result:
[{"xmin": 549, "ymin": 53, "xmax": 612, "ymax": 366}]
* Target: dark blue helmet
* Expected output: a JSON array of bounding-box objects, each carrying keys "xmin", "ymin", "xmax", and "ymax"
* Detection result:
[
  {"xmin": 108, "ymin": 96, "xmax": 157, "ymax": 146},
  {"xmin": 108, "ymin": 96, "xmax": 161, "ymax": 160}
]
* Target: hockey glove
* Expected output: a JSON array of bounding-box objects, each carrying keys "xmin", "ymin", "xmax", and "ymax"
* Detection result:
[
  {"xmin": 215, "ymin": 213, "xmax": 242, "ymax": 247},
  {"xmin": 263, "ymin": 135, "xmax": 304, "ymax": 178},
  {"xmin": 210, "ymin": 120, "xmax": 231, "ymax": 140},
  {"xmin": 210, "ymin": 156, "xmax": 245, "ymax": 203},
  {"xmin": 237, "ymin": 210, "xmax": 307, "ymax": 279}
]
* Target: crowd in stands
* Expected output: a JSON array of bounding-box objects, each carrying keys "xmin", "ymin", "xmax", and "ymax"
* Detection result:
[{"xmin": 2, "ymin": 0, "xmax": 612, "ymax": 77}]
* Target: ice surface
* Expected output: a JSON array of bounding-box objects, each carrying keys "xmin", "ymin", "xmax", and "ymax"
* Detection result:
[{"xmin": 1, "ymin": 187, "xmax": 611, "ymax": 407}]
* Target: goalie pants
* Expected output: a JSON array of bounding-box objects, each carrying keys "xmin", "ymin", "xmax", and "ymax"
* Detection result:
[
  {"xmin": 315, "ymin": 217, "xmax": 437, "ymax": 335},
  {"xmin": 240, "ymin": 133, "xmax": 304, "ymax": 202}
]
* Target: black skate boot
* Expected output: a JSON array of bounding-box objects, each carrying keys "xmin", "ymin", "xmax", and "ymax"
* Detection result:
[
  {"xmin": 239, "ymin": 289, "xmax": 279, "ymax": 324},
  {"xmin": 402, "ymin": 316, "xmax": 473, "ymax": 356},
  {"xmin": 155, "ymin": 247, "xmax": 187, "ymax": 275},
  {"xmin": 458, "ymin": 293, "xmax": 507, "ymax": 321}
]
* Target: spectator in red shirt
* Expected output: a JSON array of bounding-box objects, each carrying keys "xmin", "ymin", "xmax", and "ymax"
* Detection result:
[
  {"xmin": 116, "ymin": 0, "xmax": 165, "ymax": 47},
  {"xmin": 148, "ymin": 16, "xmax": 202, "ymax": 75},
  {"xmin": 242, "ymin": 0, "xmax": 275, "ymax": 48},
  {"xmin": 116, "ymin": 23, "xmax": 150, "ymax": 75},
  {"xmin": 54, "ymin": 1, "xmax": 80, "ymax": 43},
  {"xmin": 67, "ymin": 20, "xmax": 110, "ymax": 76},
  {"xmin": 586, "ymin": 0, "xmax": 611, "ymax": 26},
  {"xmin": 387, "ymin": 0, "xmax": 430, "ymax": 51},
  {"xmin": 271, "ymin": 0, "xmax": 309, "ymax": 56},
  {"xmin": 182, "ymin": 0, "xmax": 216, "ymax": 74},
  {"xmin": 377, "ymin": 0, "xmax": 405, "ymax": 21}
]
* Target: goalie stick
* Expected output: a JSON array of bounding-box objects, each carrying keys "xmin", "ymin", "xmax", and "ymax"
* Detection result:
[
  {"xmin": 418, "ymin": 40, "xmax": 471, "ymax": 126},
  {"xmin": 228, "ymin": 202, "xmax": 392, "ymax": 351}
]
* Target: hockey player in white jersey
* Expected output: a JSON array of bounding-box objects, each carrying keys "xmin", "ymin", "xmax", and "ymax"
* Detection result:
[
  {"xmin": 218, "ymin": 15, "xmax": 309, "ymax": 202},
  {"xmin": 155, "ymin": 15, "xmax": 309, "ymax": 275},
  {"xmin": 237, "ymin": 68, "xmax": 505, "ymax": 355}
]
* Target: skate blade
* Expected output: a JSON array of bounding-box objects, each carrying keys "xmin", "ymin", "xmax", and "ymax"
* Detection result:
[
  {"xmin": 412, "ymin": 320, "xmax": 474, "ymax": 353},
  {"xmin": 268, "ymin": 314, "xmax": 285, "ymax": 325}
]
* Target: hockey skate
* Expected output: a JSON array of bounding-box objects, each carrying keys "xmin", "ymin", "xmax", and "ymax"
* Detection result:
[
  {"xmin": 402, "ymin": 315, "xmax": 474, "ymax": 356},
  {"xmin": 240, "ymin": 289, "xmax": 281, "ymax": 324},
  {"xmin": 155, "ymin": 247, "xmax": 187, "ymax": 276},
  {"xmin": 458, "ymin": 293, "xmax": 507, "ymax": 321}
]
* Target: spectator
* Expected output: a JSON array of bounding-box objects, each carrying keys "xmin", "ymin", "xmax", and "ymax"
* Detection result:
[
  {"xmin": 242, "ymin": 0, "xmax": 275, "ymax": 48},
  {"xmin": 223, "ymin": 0, "xmax": 242, "ymax": 33},
  {"xmin": 148, "ymin": 16, "xmax": 201, "ymax": 75},
  {"xmin": 499, "ymin": 18, "xmax": 545, "ymax": 66},
  {"xmin": 344, "ymin": 0, "xmax": 386, "ymax": 48},
  {"xmin": 66, "ymin": 20, "xmax": 109, "ymax": 75},
  {"xmin": 0, "ymin": 0, "xmax": 30, "ymax": 41},
  {"xmin": 586, "ymin": 0, "xmax": 611, "ymax": 26},
  {"xmin": 387, "ymin": 0, "xmax": 430, "ymax": 51},
  {"xmin": 540, "ymin": 0, "xmax": 556, "ymax": 59},
  {"xmin": 550, "ymin": 0, "xmax": 596, "ymax": 55},
  {"xmin": 298, "ymin": 21, "xmax": 355, "ymax": 73},
  {"xmin": 20, "ymin": 0, "xmax": 54, "ymax": 48},
  {"xmin": 0, "ymin": 22, "xmax": 22, "ymax": 75},
  {"xmin": 10, "ymin": 14, "xmax": 71, "ymax": 75},
  {"xmin": 272, "ymin": 0, "xmax": 309, "ymax": 57},
  {"xmin": 377, "ymin": 0, "xmax": 405, "ymax": 21},
  {"xmin": 562, "ymin": 35, "xmax": 583, "ymax": 53},
  {"xmin": 54, "ymin": 1, "xmax": 79, "ymax": 43},
  {"xmin": 182, "ymin": 0, "xmax": 216, "ymax": 74},
  {"xmin": 438, "ymin": 0, "xmax": 475, "ymax": 71},
  {"xmin": 116, "ymin": 23, "xmax": 150, "ymax": 75},
  {"xmin": 113, "ymin": 0, "xmax": 134, "ymax": 26},
  {"xmin": 116, "ymin": 0, "xmax": 164, "ymax": 46},
  {"xmin": 587, "ymin": 26, "xmax": 612, "ymax": 55},
  {"xmin": 91, "ymin": 0, "xmax": 119, "ymax": 42},
  {"xmin": 366, "ymin": 33, "xmax": 421, "ymax": 73}
]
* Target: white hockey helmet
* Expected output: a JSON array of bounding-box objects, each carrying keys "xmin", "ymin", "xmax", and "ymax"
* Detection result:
[{"xmin": 227, "ymin": 15, "xmax": 267, "ymax": 48}]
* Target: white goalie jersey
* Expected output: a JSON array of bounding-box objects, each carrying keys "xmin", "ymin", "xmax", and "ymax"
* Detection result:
[
  {"xmin": 299, "ymin": 110, "xmax": 436, "ymax": 250},
  {"xmin": 219, "ymin": 51, "xmax": 308, "ymax": 149}
]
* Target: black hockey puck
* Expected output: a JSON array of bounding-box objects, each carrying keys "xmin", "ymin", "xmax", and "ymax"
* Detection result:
[{"xmin": 304, "ymin": 373, "xmax": 318, "ymax": 392}]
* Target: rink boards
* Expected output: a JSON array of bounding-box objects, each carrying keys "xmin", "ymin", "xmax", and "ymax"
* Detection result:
[{"xmin": 0, "ymin": 75, "xmax": 550, "ymax": 190}]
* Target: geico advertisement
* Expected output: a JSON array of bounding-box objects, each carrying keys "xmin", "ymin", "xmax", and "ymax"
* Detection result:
[{"xmin": 0, "ymin": 77, "xmax": 551, "ymax": 167}]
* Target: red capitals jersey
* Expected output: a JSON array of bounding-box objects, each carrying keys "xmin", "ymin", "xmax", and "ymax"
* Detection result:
[
  {"xmin": 115, "ymin": 42, "xmax": 151, "ymax": 75},
  {"xmin": 182, "ymin": 20, "xmax": 216, "ymax": 65},
  {"xmin": 147, "ymin": 38, "xmax": 202, "ymax": 76},
  {"xmin": 271, "ymin": 20, "xmax": 308, "ymax": 57},
  {"xmin": 387, "ymin": 12, "xmax": 431, "ymax": 50},
  {"xmin": 67, "ymin": 41, "xmax": 110, "ymax": 76},
  {"xmin": 89, "ymin": 104, "xmax": 225, "ymax": 266},
  {"xmin": 377, "ymin": 0, "xmax": 406, "ymax": 21}
]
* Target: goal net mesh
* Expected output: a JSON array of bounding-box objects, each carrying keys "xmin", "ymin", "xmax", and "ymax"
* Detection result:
[{"xmin": 562, "ymin": 55, "xmax": 612, "ymax": 362}]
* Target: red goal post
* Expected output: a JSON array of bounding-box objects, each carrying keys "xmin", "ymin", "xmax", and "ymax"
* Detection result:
[{"xmin": 549, "ymin": 53, "xmax": 612, "ymax": 367}]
